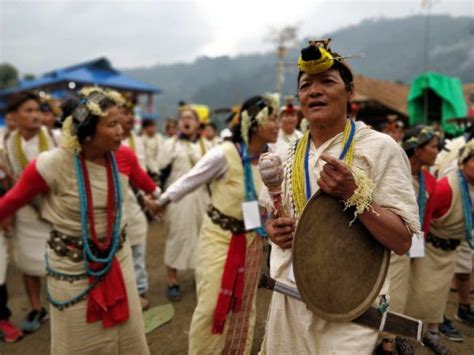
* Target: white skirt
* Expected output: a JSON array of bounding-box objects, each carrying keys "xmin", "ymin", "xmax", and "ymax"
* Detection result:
[
  {"xmin": 14, "ymin": 204, "xmax": 51, "ymax": 276},
  {"xmin": 164, "ymin": 187, "xmax": 209, "ymax": 270}
]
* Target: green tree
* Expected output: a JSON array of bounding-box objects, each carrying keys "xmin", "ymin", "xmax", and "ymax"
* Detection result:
[{"xmin": 0, "ymin": 63, "xmax": 19, "ymax": 90}]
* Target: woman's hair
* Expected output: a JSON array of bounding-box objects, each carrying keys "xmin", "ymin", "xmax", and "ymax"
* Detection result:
[
  {"xmin": 60, "ymin": 95, "xmax": 117, "ymax": 143},
  {"xmin": 6, "ymin": 92, "xmax": 40, "ymax": 113},
  {"xmin": 165, "ymin": 118, "xmax": 178, "ymax": 129},
  {"xmin": 179, "ymin": 107, "xmax": 200, "ymax": 121},
  {"xmin": 141, "ymin": 118, "xmax": 156, "ymax": 129},
  {"xmin": 231, "ymin": 96, "xmax": 274, "ymax": 144},
  {"xmin": 402, "ymin": 126, "xmax": 437, "ymax": 158}
]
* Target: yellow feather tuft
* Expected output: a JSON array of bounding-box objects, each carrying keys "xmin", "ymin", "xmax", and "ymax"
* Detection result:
[
  {"xmin": 343, "ymin": 169, "xmax": 378, "ymax": 225},
  {"xmin": 61, "ymin": 116, "xmax": 82, "ymax": 154}
]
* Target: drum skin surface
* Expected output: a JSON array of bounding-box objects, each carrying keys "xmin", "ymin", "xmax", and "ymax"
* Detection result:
[{"xmin": 293, "ymin": 191, "xmax": 390, "ymax": 322}]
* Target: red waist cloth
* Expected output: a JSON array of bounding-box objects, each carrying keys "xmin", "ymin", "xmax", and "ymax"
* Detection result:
[
  {"xmin": 212, "ymin": 233, "xmax": 247, "ymax": 334},
  {"xmin": 87, "ymin": 258, "xmax": 129, "ymax": 328}
]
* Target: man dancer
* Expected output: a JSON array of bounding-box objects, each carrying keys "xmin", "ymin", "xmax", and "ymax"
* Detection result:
[
  {"xmin": 4, "ymin": 92, "xmax": 57, "ymax": 332},
  {"xmin": 260, "ymin": 40, "xmax": 419, "ymax": 354},
  {"xmin": 269, "ymin": 97, "xmax": 303, "ymax": 158},
  {"xmin": 119, "ymin": 100, "xmax": 150, "ymax": 309}
]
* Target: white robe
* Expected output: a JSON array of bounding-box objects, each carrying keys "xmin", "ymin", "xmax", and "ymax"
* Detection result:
[
  {"xmin": 162, "ymin": 137, "xmax": 209, "ymax": 270},
  {"xmin": 122, "ymin": 133, "xmax": 148, "ymax": 246},
  {"xmin": 259, "ymin": 121, "xmax": 419, "ymax": 355},
  {"xmin": 141, "ymin": 133, "xmax": 165, "ymax": 175},
  {"xmin": 5, "ymin": 128, "xmax": 55, "ymax": 276}
]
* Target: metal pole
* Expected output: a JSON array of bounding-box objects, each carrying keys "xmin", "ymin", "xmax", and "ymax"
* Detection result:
[{"xmin": 422, "ymin": 1, "xmax": 432, "ymax": 123}]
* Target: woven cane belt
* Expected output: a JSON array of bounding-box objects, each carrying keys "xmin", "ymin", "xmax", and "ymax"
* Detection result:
[
  {"xmin": 426, "ymin": 233, "xmax": 460, "ymax": 251},
  {"xmin": 48, "ymin": 229, "xmax": 127, "ymax": 263},
  {"xmin": 207, "ymin": 205, "xmax": 246, "ymax": 234}
]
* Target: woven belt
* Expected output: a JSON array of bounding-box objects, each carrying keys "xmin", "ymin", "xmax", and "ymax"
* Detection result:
[
  {"xmin": 48, "ymin": 229, "xmax": 127, "ymax": 263},
  {"xmin": 426, "ymin": 233, "xmax": 460, "ymax": 251},
  {"xmin": 207, "ymin": 205, "xmax": 246, "ymax": 234}
]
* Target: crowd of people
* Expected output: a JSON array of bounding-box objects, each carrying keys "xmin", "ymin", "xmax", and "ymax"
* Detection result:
[{"xmin": 0, "ymin": 39, "xmax": 472, "ymax": 355}]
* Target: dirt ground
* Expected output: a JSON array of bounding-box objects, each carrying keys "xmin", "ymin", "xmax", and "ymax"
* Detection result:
[{"xmin": 1, "ymin": 223, "xmax": 474, "ymax": 354}]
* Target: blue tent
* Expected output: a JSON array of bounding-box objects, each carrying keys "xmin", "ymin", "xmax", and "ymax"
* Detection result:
[{"xmin": 0, "ymin": 57, "xmax": 161, "ymax": 123}]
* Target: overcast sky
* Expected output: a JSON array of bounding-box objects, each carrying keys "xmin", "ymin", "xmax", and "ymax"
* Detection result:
[{"xmin": 0, "ymin": 0, "xmax": 472, "ymax": 74}]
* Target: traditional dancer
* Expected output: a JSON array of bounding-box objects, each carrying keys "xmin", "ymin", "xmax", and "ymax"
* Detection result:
[
  {"xmin": 260, "ymin": 40, "xmax": 419, "ymax": 354},
  {"xmin": 160, "ymin": 107, "xmax": 210, "ymax": 301},
  {"xmin": 269, "ymin": 98, "xmax": 303, "ymax": 159},
  {"xmin": 201, "ymin": 122, "xmax": 220, "ymax": 147},
  {"xmin": 39, "ymin": 95, "xmax": 62, "ymax": 145},
  {"xmin": 0, "ymin": 87, "xmax": 160, "ymax": 354},
  {"xmin": 450, "ymin": 239, "xmax": 474, "ymax": 326},
  {"xmin": 119, "ymin": 101, "xmax": 151, "ymax": 309},
  {"xmin": 164, "ymin": 118, "xmax": 178, "ymax": 139},
  {"xmin": 4, "ymin": 92, "xmax": 58, "ymax": 333},
  {"xmin": 0, "ymin": 160, "xmax": 23, "ymax": 343},
  {"xmin": 141, "ymin": 118, "xmax": 164, "ymax": 180},
  {"xmin": 404, "ymin": 140, "xmax": 474, "ymax": 355},
  {"xmin": 156, "ymin": 95, "xmax": 279, "ymax": 354},
  {"xmin": 379, "ymin": 127, "xmax": 439, "ymax": 354}
]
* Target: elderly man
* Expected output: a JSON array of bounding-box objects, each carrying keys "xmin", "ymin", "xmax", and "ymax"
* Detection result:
[{"xmin": 260, "ymin": 40, "xmax": 419, "ymax": 354}]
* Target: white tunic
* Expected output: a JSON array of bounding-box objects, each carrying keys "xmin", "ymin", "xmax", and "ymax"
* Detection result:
[
  {"xmin": 122, "ymin": 132, "xmax": 148, "ymax": 246},
  {"xmin": 259, "ymin": 121, "xmax": 419, "ymax": 355},
  {"xmin": 162, "ymin": 136, "xmax": 210, "ymax": 270},
  {"xmin": 141, "ymin": 133, "xmax": 165, "ymax": 175},
  {"xmin": 5, "ymin": 127, "xmax": 56, "ymax": 276}
]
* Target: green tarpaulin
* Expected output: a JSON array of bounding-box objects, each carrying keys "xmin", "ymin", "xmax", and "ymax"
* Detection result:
[{"xmin": 408, "ymin": 72, "xmax": 467, "ymax": 136}]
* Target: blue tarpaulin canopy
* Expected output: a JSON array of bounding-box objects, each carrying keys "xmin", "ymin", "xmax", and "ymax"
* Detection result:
[
  {"xmin": 0, "ymin": 57, "xmax": 160, "ymax": 96},
  {"xmin": 0, "ymin": 57, "xmax": 161, "ymax": 124}
]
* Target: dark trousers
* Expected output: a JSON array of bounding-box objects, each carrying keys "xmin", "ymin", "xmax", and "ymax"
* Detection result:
[{"xmin": 0, "ymin": 284, "xmax": 11, "ymax": 320}]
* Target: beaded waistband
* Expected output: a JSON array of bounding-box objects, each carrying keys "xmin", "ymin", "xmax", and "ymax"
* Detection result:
[
  {"xmin": 48, "ymin": 229, "xmax": 126, "ymax": 263},
  {"xmin": 46, "ymin": 228, "xmax": 126, "ymax": 311},
  {"xmin": 426, "ymin": 233, "xmax": 461, "ymax": 251},
  {"xmin": 207, "ymin": 205, "xmax": 246, "ymax": 234}
]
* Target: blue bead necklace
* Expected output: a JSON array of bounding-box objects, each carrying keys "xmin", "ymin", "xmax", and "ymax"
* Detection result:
[
  {"xmin": 238, "ymin": 143, "xmax": 267, "ymax": 237},
  {"xmin": 418, "ymin": 171, "xmax": 426, "ymax": 228},
  {"xmin": 303, "ymin": 119, "xmax": 356, "ymax": 200},
  {"xmin": 458, "ymin": 170, "xmax": 474, "ymax": 248},
  {"xmin": 47, "ymin": 152, "xmax": 123, "ymax": 309}
]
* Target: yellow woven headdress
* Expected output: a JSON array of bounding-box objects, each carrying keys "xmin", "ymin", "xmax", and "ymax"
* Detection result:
[{"xmin": 297, "ymin": 39, "xmax": 353, "ymax": 82}]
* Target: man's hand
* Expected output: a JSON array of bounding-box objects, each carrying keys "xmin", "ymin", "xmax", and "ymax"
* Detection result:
[
  {"xmin": 144, "ymin": 195, "xmax": 166, "ymax": 220},
  {"xmin": 317, "ymin": 153, "xmax": 357, "ymax": 201},
  {"xmin": 265, "ymin": 217, "xmax": 295, "ymax": 249}
]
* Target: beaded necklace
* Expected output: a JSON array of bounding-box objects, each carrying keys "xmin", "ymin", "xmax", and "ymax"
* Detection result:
[
  {"xmin": 291, "ymin": 119, "xmax": 356, "ymax": 216},
  {"xmin": 47, "ymin": 152, "xmax": 123, "ymax": 308},
  {"xmin": 417, "ymin": 171, "xmax": 426, "ymax": 228},
  {"xmin": 458, "ymin": 170, "xmax": 474, "ymax": 248},
  {"xmin": 127, "ymin": 134, "xmax": 136, "ymax": 152},
  {"xmin": 13, "ymin": 129, "xmax": 49, "ymax": 170}
]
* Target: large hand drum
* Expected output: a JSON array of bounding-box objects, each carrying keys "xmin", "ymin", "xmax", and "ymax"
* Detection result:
[{"xmin": 293, "ymin": 191, "xmax": 390, "ymax": 322}]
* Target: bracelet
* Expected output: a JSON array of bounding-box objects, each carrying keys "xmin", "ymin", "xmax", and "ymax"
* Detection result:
[{"xmin": 343, "ymin": 168, "xmax": 378, "ymax": 225}]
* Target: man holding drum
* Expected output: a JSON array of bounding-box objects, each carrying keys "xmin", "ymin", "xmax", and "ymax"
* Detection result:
[{"xmin": 260, "ymin": 40, "xmax": 419, "ymax": 354}]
